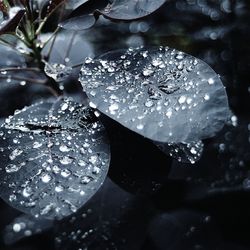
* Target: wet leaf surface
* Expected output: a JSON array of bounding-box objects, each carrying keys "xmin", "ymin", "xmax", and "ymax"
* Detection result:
[
  {"xmin": 80, "ymin": 46, "xmax": 230, "ymax": 143},
  {"xmin": 98, "ymin": 0, "xmax": 167, "ymax": 21},
  {"xmin": 44, "ymin": 63, "xmax": 73, "ymax": 82},
  {"xmin": 0, "ymin": 98, "xmax": 110, "ymax": 219},
  {"xmin": 155, "ymin": 141, "xmax": 204, "ymax": 164},
  {"xmin": 64, "ymin": 0, "xmax": 166, "ymax": 26}
]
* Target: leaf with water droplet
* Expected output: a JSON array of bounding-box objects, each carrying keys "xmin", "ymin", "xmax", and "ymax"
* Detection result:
[
  {"xmin": 79, "ymin": 46, "xmax": 230, "ymax": 143},
  {"xmin": 0, "ymin": 98, "xmax": 110, "ymax": 220},
  {"xmin": 44, "ymin": 63, "xmax": 73, "ymax": 82},
  {"xmin": 155, "ymin": 141, "xmax": 204, "ymax": 164},
  {"xmin": 98, "ymin": 0, "xmax": 167, "ymax": 21}
]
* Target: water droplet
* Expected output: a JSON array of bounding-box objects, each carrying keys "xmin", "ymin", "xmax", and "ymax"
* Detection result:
[
  {"xmin": 204, "ymin": 94, "xmax": 210, "ymax": 100},
  {"xmin": 208, "ymin": 78, "xmax": 214, "ymax": 85},
  {"xmin": 136, "ymin": 124, "xmax": 144, "ymax": 130},
  {"xmin": 22, "ymin": 187, "xmax": 32, "ymax": 198},
  {"xmin": 59, "ymin": 144, "xmax": 70, "ymax": 152},
  {"xmin": 33, "ymin": 141, "xmax": 42, "ymax": 149},
  {"xmin": 5, "ymin": 164, "xmax": 20, "ymax": 173},
  {"xmin": 81, "ymin": 176, "xmax": 93, "ymax": 184},
  {"xmin": 178, "ymin": 95, "xmax": 186, "ymax": 104},
  {"xmin": 41, "ymin": 173, "xmax": 52, "ymax": 183},
  {"xmin": 61, "ymin": 169, "xmax": 71, "ymax": 178},
  {"xmin": 108, "ymin": 103, "xmax": 119, "ymax": 114},
  {"xmin": 55, "ymin": 185, "xmax": 64, "ymax": 192},
  {"xmin": 13, "ymin": 223, "xmax": 22, "ymax": 233},
  {"xmin": 9, "ymin": 149, "xmax": 23, "ymax": 160},
  {"xmin": 61, "ymin": 103, "xmax": 68, "ymax": 111},
  {"xmin": 60, "ymin": 156, "xmax": 73, "ymax": 165}
]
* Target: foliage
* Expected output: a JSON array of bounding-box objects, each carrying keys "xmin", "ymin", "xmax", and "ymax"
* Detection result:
[{"xmin": 1, "ymin": 0, "xmax": 248, "ymax": 249}]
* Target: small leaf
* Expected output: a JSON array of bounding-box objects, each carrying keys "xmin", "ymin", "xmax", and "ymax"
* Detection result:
[
  {"xmin": 155, "ymin": 141, "xmax": 204, "ymax": 164},
  {"xmin": 0, "ymin": 98, "xmax": 110, "ymax": 220},
  {"xmin": 0, "ymin": 7, "xmax": 25, "ymax": 35},
  {"xmin": 59, "ymin": 14, "xmax": 96, "ymax": 31},
  {"xmin": 79, "ymin": 46, "xmax": 230, "ymax": 143},
  {"xmin": 44, "ymin": 62, "xmax": 73, "ymax": 82},
  {"xmin": 98, "ymin": 0, "xmax": 167, "ymax": 20}
]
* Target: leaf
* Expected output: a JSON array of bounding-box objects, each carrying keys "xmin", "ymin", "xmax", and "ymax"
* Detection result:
[
  {"xmin": 44, "ymin": 62, "xmax": 73, "ymax": 82},
  {"xmin": 58, "ymin": 14, "xmax": 96, "ymax": 31},
  {"xmin": 79, "ymin": 46, "xmax": 230, "ymax": 143},
  {"xmin": 0, "ymin": 7, "xmax": 25, "ymax": 35},
  {"xmin": 42, "ymin": 31, "xmax": 94, "ymax": 66},
  {"xmin": 61, "ymin": 0, "xmax": 166, "ymax": 29},
  {"xmin": 98, "ymin": 0, "xmax": 167, "ymax": 21},
  {"xmin": 0, "ymin": 98, "xmax": 110, "ymax": 220},
  {"xmin": 0, "ymin": 43, "xmax": 26, "ymax": 68},
  {"xmin": 155, "ymin": 141, "xmax": 204, "ymax": 164}
]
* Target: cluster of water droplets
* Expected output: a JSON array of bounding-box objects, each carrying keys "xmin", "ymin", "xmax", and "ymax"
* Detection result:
[
  {"xmin": 79, "ymin": 46, "xmax": 229, "ymax": 144},
  {"xmin": 156, "ymin": 140, "xmax": 204, "ymax": 164},
  {"xmin": 44, "ymin": 63, "xmax": 73, "ymax": 82},
  {"xmin": 0, "ymin": 98, "xmax": 110, "ymax": 219}
]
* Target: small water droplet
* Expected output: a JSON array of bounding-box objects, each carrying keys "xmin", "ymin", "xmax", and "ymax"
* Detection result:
[{"xmin": 60, "ymin": 156, "xmax": 73, "ymax": 165}]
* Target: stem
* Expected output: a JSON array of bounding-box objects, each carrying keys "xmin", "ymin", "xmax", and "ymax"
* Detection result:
[
  {"xmin": 47, "ymin": 31, "xmax": 58, "ymax": 60},
  {"xmin": 72, "ymin": 62, "xmax": 84, "ymax": 68},
  {"xmin": 36, "ymin": 0, "xmax": 66, "ymax": 36},
  {"xmin": 42, "ymin": 27, "xmax": 59, "ymax": 48},
  {"xmin": 64, "ymin": 31, "xmax": 76, "ymax": 61}
]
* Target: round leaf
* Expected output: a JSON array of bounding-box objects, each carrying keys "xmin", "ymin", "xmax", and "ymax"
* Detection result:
[
  {"xmin": 79, "ymin": 46, "xmax": 230, "ymax": 143},
  {"xmin": 0, "ymin": 98, "xmax": 110, "ymax": 220}
]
